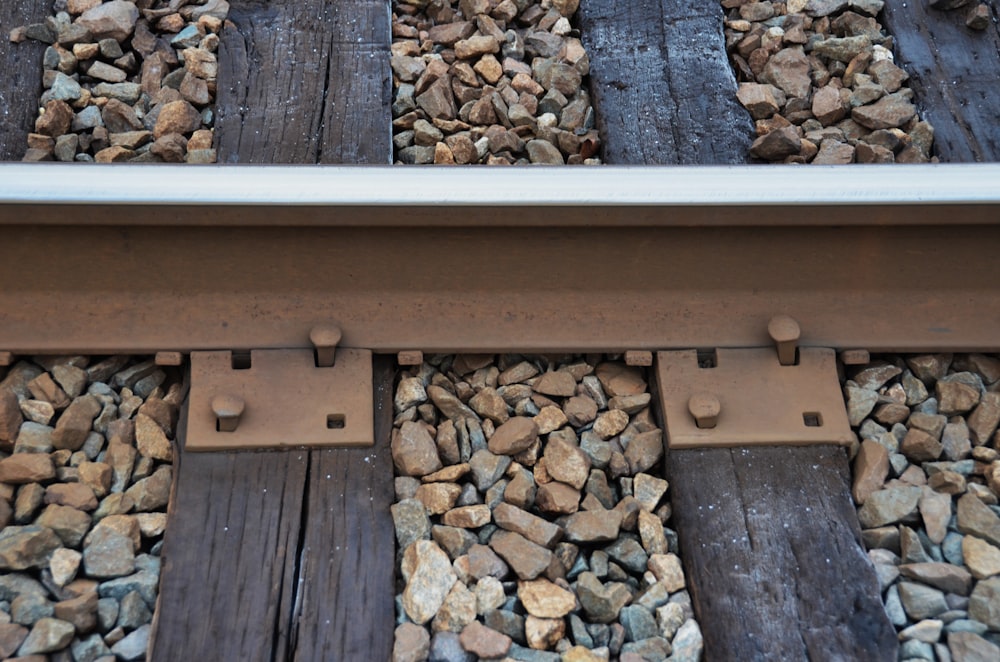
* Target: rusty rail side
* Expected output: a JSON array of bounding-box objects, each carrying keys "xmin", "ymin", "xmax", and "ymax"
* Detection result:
[{"xmin": 1, "ymin": 165, "xmax": 998, "ymax": 355}]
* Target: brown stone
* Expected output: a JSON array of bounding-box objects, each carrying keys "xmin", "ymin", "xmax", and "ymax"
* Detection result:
[
  {"xmin": 150, "ymin": 133, "xmax": 188, "ymax": 162},
  {"xmin": 76, "ymin": 1, "xmax": 140, "ymax": 42},
  {"xmin": 488, "ymin": 417, "xmax": 539, "ymax": 455},
  {"xmin": 899, "ymin": 562, "xmax": 973, "ymax": 595},
  {"xmin": 593, "ymin": 410, "xmax": 629, "ymax": 440},
  {"xmin": 595, "ymin": 363, "xmax": 646, "ymax": 398},
  {"xmin": 901, "ymin": 427, "xmax": 943, "ymax": 463},
  {"xmin": 533, "ymin": 371, "xmax": 576, "ymax": 398},
  {"xmin": 625, "ymin": 429, "xmax": 664, "ymax": 475},
  {"xmin": 563, "ymin": 396, "xmax": 598, "ymax": 427},
  {"xmin": 525, "ymin": 615, "xmax": 565, "ymax": 650},
  {"xmin": 0, "ymin": 525, "xmax": 61, "ymax": 570},
  {"xmin": 415, "ymin": 483, "xmax": 461, "ymax": 515},
  {"xmin": 393, "ymin": 622, "xmax": 430, "ymax": 662},
  {"xmin": 135, "ymin": 413, "xmax": 173, "ymax": 461},
  {"xmin": 493, "ymin": 502, "xmax": 562, "ymax": 548},
  {"xmin": 0, "ymin": 455, "xmax": 55, "ymax": 484},
  {"xmin": 963, "ymin": 535, "xmax": 1000, "ymax": 580},
  {"xmin": 455, "ymin": 35, "xmax": 500, "ymax": 60},
  {"xmin": 542, "ymin": 437, "xmax": 590, "ymax": 490},
  {"xmin": 153, "ymin": 100, "xmax": 203, "ymax": 138},
  {"xmin": 0, "ymin": 388, "xmax": 23, "ymax": 444},
  {"xmin": 750, "ymin": 126, "xmax": 802, "ymax": 160},
  {"xmin": 44, "ymin": 483, "xmax": 97, "ymax": 512},
  {"xmin": 489, "ymin": 530, "xmax": 552, "ymax": 580},
  {"xmin": 416, "ymin": 78, "xmax": 458, "ymax": 121},
  {"xmin": 53, "ymin": 590, "xmax": 97, "ymax": 634},
  {"xmin": 518, "ymin": 578, "xmax": 575, "ymax": 618},
  {"xmin": 564, "ymin": 509, "xmax": 622, "ymax": 543},
  {"xmin": 852, "ymin": 439, "xmax": 889, "ymax": 504},
  {"xmin": 0, "ymin": 622, "xmax": 28, "ymax": 659},
  {"xmin": 957, "ymin": 492, "xmax": 1000, "ymax": 547},
  {"xmin": 441, "ymin": 504, "xmax": 492, "ymax": 529},
  {"xmin": 27, "ymin": 374, "xmax": 70, "ymax": 410},
  {"xmin": 51, "ymin": 395, "xmax": 101, "ymax": 451},
  {"xmin": 920, "ymin": 487, "xmax": 952, "ymax": 544},
  {"xmin": 737, "ymin": 82, "xmax": 781, "ymax": 120},
  {"xmin": 428, "ymin": 21, "xmax": 475, "ymax": 45},
  {"xmin": 851, "ymin": 92, "xmax": 917, "ymax": 130},
  {"xmin": 459, "ymin": 620, "xmax": 512, "ymax": 658},
  {"xmin": 469, "ymin": 387, "xmax": 509, "ymax": 424},
  {"xmin": 969, "ymin": 392, "xmax": 1000, "ymax": 445},
  {"xmin": 392, "ymin": 421, "xmax": 443, "ymax": 477},
  {"xmin": 124, "ymin": 465, "xmax": 172, "ymax": 511},
  {"xmin": 34, "ymin": 100, "xmax": 74, "ymax": 138},
  {"xmin": 535, "ymin": 481, "xmax": 579, "ymax": 515}
]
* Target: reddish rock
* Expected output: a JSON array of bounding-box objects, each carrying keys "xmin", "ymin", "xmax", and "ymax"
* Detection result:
[
  {"xmin": 489, "ymin": 530, "xmax": 552, "ymax": 580},
  {"xmin": 459, "ymin": 620, "xmax": 511, "ymax": 658},
  {"xmin": 153, "ymin": 100, "xmax": 203, "ymax": 138},
  {"xmin": 0, "ymin": 455, "xmax": 55, "ymax": 484},
  {"xmin": 34, "ymin": 100, "xmax": 74, "ymax": 138},
  {"xmin": 852, "ymin": 439, "xmax": 889, "ymax": 504},
  {"xmin": 535, "ymin": 481, "xmax": 580, "ymax": 515},
  {"xmin": 392, "ymin": 422, "xmax": 443, "ymax": 477},
  {"xmin": 533, "ymin": 371, "xmax": 577, "ymax": 397},
  {"xmin": 488, "ymin": 417, "xmax": 539, "ymax": 455},
  {"xmin": 493, "ymin": 502, "xmax": 562, "ymax": 548}
]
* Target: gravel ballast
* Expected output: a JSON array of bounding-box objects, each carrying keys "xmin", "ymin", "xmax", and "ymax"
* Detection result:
[
  {"xmin": 0, "ymin": 356, "xmax": 181, "ymax": 661},
  {"xmin": 391, "ymin": 354, "xmax": 702, "ymax": 662},
  {"xmin": 723, "ymin": 0, "xmax": 937, "ymax": 164},
  {"xmin": 847, "ymin": 353, "xmax": 1000, "ymax": 661},
  {"xmin": 10, "ymin": 0, "xmax": 230, "ymax": 163},
  {"xmin": 391, "ymin": 0, "xmax": 601, "ymax": 165}
]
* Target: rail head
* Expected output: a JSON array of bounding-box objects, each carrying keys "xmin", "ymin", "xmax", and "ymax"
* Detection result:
[{"xmin": 0, "ymin": 163, "xmax": 998, "ymax": 227}]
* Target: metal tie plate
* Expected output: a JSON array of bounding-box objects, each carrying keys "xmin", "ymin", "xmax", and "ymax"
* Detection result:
[
  {"xmin": 186, "ymin": 348, "xmax": 373, "ymax": 451},
  {"xmin": 656, "ymin": 347, "xmax": 855, "ymax": 449}
]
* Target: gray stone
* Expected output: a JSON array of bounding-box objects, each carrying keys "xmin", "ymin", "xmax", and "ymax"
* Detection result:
[
  {"xmin": 428, "ymin": 630, "xmax": 474, "ymax": 662},
  {"xmin": 98, "ymin": 570, "xmax": 159, "ymax": 607},
  {"xmin": 969, "ymin": 577, "xmax": 1000, "ymax": 630},
  {"xmin": 670, "ymin": 619, "xmax": 704, "ymax": 662},
  {"xmin": 10, "ymin": 592, "xmax": 53, "ymax": 626},
  {"xmin": 83, "ymin": 526, "xmax": 135, "ymax": 578},
  {"xmin": 392, "ymin": 498, "xmax": 431, "ymax": 552},
  {"xmin": 72, "ymin": 633, "xmax": 112, "ymax": 662},
  {"xmin": 605, "ymin": 535, "xmax": 648, "ymax": 574},
  {"xmin": 857, "ymin": 486, "xmax": 921, "ymax": 528},
  {"xmin": 469, "ymin": 449, "xmax": 511, "ymax": 492},
  {"xmin": 576, "ymin": 572, "xmax": 632, "ymax": 624},
  {"xmin": 898, "ymin": 581, "xmax": 949, "ymax": 620},
  {"xmin": 110, "ymin": 623, "xmax": 149, "ymax": 660},
  {"xmin": 619, "ymin": 604, "xmax": 658, "ymax": 642},
  {"xmin": 116, "ymin": 590, "xmax": 152, "ymax": 630}
]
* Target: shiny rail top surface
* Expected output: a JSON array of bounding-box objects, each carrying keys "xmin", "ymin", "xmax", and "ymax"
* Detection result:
[{"xmin": 0, "ymin": 164, "xmax": 998, "ymax": 225}]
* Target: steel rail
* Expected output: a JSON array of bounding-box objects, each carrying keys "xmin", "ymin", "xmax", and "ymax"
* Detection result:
[{"xmin": 1, "ymin": 164, "xmax": 998, "ymax": 355}]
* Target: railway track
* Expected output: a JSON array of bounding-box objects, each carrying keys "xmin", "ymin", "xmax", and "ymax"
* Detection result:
[{"xmin": 2, "ymin": 1, "xmax": 1000, "ymax": 661}]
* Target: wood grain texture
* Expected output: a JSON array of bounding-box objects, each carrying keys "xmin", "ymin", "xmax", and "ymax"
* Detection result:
[
  {"xmin": 880, "ymin": 0, "xmax": 1000, "ymax": 162},
  {"xmin": 215, "ymin": 0, "xmax": 391, "ymax": 164},
  {"xmin": 0, "ymin": 0, "xmax": 47, "ymax": 161},
  {"xmin": 667, "ymin": 445, "xmax": 898, "ymax": 661},
  {"xmin": 577, "ymin": 0, "xmax": 753, "ymax": 164},
  {"xmin": 290, "ymin": 355, "xmax": 395, "ymax": 661},
  {"xmin": 152, "ymin": 435, "xmax": 309, "ymax": 661}
]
